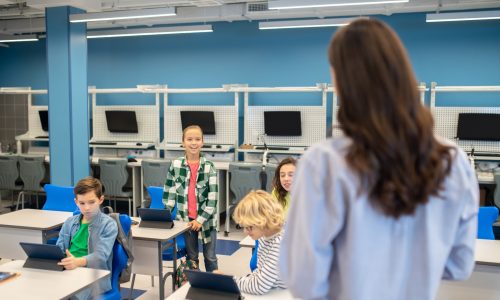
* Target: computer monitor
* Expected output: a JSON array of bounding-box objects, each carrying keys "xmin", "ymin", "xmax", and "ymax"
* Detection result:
[
  {"xmin": 457, "ymin": 113, "xmax": 500, "ymax": 141},
  {"xmin": 180, "ymin": 111, "xmax": 216, "ymax": 135},
  {"xmin": 105, "ymin": 111, "xmax": 139, "ymax": 134},
  {"xmin": 264, "ymin": 111, "xmax": 302, "ymax": 136},
  {"xmin": 39, "ymin": 110, "xmax": 49, "ymax": 132}
]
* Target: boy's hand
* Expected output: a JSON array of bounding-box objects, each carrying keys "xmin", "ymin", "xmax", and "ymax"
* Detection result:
[
  {"xmin": 58, "ymin": 250, "xmax": 86, "ymax": 270},
  {"xmin": 188, "ymin": 220, "xmax": 202, "ymax": 231}
]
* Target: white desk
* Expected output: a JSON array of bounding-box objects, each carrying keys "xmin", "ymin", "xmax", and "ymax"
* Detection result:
[
  {"xmin": 0, "ymin": 260, "xmax": 110, "ymax": 300},
  {"xmin": 437, "ymin": 239, "xmax": 500, "ymax": 300},
  {"xmin": 240, "ymin": 235, "xmax": 255, "ymax": 248},
  {"xmin": 0, "ymin": 209, "xmax": 72, "ymax": 260},
  {"xmin": 131, "ymin": 220, "xmax": 190, "ymax": 300},
  {"xmin": 166, "ymin": 283, "xmax": 294, "ymax": 300}
]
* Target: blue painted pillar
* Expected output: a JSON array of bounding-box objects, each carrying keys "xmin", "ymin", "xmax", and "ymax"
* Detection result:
[{"xmin": 46, "ymin": 6, "xmax": 89, "ymax": 186}]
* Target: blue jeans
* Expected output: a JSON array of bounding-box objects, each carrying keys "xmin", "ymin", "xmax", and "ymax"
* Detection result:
[{"xmin": 184, "ymin": 227, "xmax": 218, "ymax": 272}]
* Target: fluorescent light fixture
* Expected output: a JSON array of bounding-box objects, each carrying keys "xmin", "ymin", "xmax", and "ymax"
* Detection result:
[
  {"xmin": 87, "ymin": 25, "xmax": 213, "ymax": 39},
  {"xmin": 259, "ymin": 17, "xmax": 359, "ymax": 30},
  {"xmin": 426, "ymin": 10, "xmax": 500, "ymax": 23},
  {"xmin": 0, "ymin": 34, "xmax": 38, "ymax": 43},
  {"xmin": 269, "ymin": 0, "xmax": 409, "ymax": 10},
  {"xmin": 70, "ymin": 7, "xmax": 176, "ymax": 23}
]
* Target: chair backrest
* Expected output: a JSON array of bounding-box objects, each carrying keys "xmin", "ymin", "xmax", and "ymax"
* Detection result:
[
  {"xmin": 141, "ymin": 160, "xmax": 171, "ymax": 188},
  {"xmin": 19, "ymin": 155, "xmax": 45, "ymax": 191},
  {"xmin": 109, "ymin": 214, "xmax": 132, "ymax": 296},
  {"xmin": 42, "ymin": 184, "xmax": 77, "ymax": 212},
  {"xmin": 99, "ymin": 159, "xmax": 129, "ymax": 197},
  {"xmin": 477, "ymin": 206, "xmax": 499, "ymax": 240},
  {"xmin": 265, "ymin": 164, "xmax": 277, "ymax": 192},
  {"xmin": 0, "ymin": 155, "xmax": 19, "ymax": 190},
  {"xmin": 147, "ymin": 186, "xmax": 177, "ymax": 218},
  {"xmin": 228, "ymin": 162, "xmax": 262, "ymax": 205},
  {"xmin": 494, "ymin": 173, "xmax": 500, "ymax": 208}
]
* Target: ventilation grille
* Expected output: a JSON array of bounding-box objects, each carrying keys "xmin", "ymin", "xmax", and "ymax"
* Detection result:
[{"xmin": 247, "ymin": 2, "xmax": 268, "ymax": 12}]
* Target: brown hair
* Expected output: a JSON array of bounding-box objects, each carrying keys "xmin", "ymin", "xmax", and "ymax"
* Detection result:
[
  {"xmin": 74, "ymin": 176, "xmax": 103, "ymax": 198},
  {"xmin": 272, "ymin": 157, "xmax": 297, "ymax": 208},
  {"xmin": 233, "ymin": 190, "xmax": 284, "ymax": 231},
  {"xmin": 328, "ymin": 19, "xmax": 453, "ymax": 218},
  {"xmin": 182, "ymin": 125, "xmax": 204, "ymax": 141}
]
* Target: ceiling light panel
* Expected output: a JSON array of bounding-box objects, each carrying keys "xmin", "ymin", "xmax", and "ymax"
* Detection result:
[
  {"xmin": 268, "ymin": 0, "xmax": 409, "ymax": 10},
  {"xmin": 70, "ymin": 7, "xmax": 176, "ymax": 23}
]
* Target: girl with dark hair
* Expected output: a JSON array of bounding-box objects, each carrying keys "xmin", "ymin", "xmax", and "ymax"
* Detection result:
[
  {"xmin": 271, "ymin": 157, "xmax": 297, "ymax": 216},
  {"xmin": 280, "ymin": 19, "xmax": 478, "ymax": 300}
]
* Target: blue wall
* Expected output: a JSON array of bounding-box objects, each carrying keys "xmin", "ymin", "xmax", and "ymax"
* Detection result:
[{"xmin": 1, "ymin": 13, "xmax": 499, "ymax": 107}]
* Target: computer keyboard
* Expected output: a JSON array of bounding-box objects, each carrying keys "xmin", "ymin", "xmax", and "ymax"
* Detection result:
[
  {"xmin": 254, "ymin": 146, "xmax": 289, "ymax": 151},
  {"xmin": 477, "ymin": 171, "xmax": 494, "ymax": 182},
  {"xmin": 90, "ymin": 142, "xmax": 117, "ymax": 145},
  {"xmin": 36, "ymin": 136, "xmax": 49, "ymax": 138}
]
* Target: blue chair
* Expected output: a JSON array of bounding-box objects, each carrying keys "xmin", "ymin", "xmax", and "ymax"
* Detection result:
[
  {"xmin": 42, "ymin": 184, "xmax": 77, "ymax": 212},
  {"xmin": 43, "ymin": 184, "xmax": 77, "ymax": 245},
  {"xmin": 101, "ymin": 214, "xmax": 132, "ymax": 300},
  {"xmin": 147, "ymin": 186, "xmax": 186, "ymax": 260},
  {"xmin": 250, "ymin": 240, "xmax": 259, "ymax": 271},
  {"xmin": 477, "ymin": 206, "xmax": 499, "ymax": 240}
]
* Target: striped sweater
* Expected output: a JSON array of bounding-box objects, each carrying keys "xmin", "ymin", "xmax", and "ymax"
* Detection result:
[{"xmin": 235, "ymin": 231, "xmax": 287, "ymax": 295}]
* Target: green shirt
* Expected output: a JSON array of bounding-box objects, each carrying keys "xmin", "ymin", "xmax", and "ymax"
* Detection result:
[
  {"xmin": 272, "ymin": 188, "xmax": 291, "ymax": 218},
  {"xmin": 69, "ymin": 221, "xmax": 89, "ymax": 258}
]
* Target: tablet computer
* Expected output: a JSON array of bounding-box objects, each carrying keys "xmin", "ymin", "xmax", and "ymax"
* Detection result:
[
  {"xmin": 19, "ymin": 242, "xmax": 65, "ymax": 271},
  {"xmin": 137, "ymin": 208, "xmax": 174, "ymax": 229},
  {"xmin": 184, "ymin": 269, "xmax": 242, "ymax": 300}
]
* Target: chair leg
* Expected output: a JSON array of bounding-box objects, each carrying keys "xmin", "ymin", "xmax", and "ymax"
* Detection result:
[
  {"xmin": 128, "ymin": 273, "xmax": 136, "ymax": 300},
  {"xmin": 128, "ymin": 197, "xmax": 132, "ymax": 217},
  {"xmin": 16, "ymin": 192, "xmax": 24, "ymax": 210},
  {"xmin": 151, "ymin": 275, "xmax": 154, "ymax": 287},
  {"xmin": 36, "ymin": 192, "xmax": 39, "ymax": 209},
  {"xmin": 114, "ymin": 197, "xmax": 117, "ymax": 212}
]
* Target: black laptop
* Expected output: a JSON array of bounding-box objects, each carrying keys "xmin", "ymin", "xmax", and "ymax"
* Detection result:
[
  {"xmin": 184, "ymin": 269, "xmax": 243, "ymax": 300},
  {"xmin": 137, "ymin": 208, "xmax": 174, "ymax": 229},
  {"xmin": 19, "ymin": 242, "xmax": 65, "ymax": 271}
]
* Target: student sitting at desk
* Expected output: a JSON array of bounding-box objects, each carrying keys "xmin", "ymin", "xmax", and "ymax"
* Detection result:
[
  {"xmin": 56, "ymin": 177, "xmax": 118, "ymax": 300},
  {"xmin": 232, "ymin": 190, "xmax": 287, "ymax": 295},
  {"xmin": 250, "ymin": 157, "xmax": 297, "ymax": 271},
  {"xmin": 163, "ymin": 125, "xmax": 219, "ymax": 272}
]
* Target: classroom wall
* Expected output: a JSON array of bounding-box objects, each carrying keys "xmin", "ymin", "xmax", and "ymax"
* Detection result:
[{"xmin": 0, "ymin": 12, "xmax": 499, "ymax": 131}]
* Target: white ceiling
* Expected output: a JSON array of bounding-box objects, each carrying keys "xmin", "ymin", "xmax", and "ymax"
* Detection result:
[{"xmin": 0, "ymin": 0, "xmax": 500, "ymax": 35}]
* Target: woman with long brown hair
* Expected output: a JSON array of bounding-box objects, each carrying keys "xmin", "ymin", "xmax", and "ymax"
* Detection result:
[
  {"xmin": 280, "ymin": 19, "xmax": 478, "ymax": 300},
  {"xmin": 271, "ymin": 157, "xmax": 297, "ymax": 216}
]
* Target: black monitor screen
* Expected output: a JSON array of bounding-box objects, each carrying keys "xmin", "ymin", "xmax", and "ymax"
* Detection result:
[
  {"xmin": 180, "ymin": 111, "xmax": 216, "ymax": 135},
  {"xmin": 457, "ymin": 113, "xmax": 500, "ymax": 141},
  {"xmin": 105, "ymin": 111, "xmax": 139, "ymax": 134},
  {"xmin": 264, "ymin": 111, "xmax": 302, "ymax": 136},
  {"xmin": 39, "ymin": 110, "xmax": 48, "ymax": 132}
]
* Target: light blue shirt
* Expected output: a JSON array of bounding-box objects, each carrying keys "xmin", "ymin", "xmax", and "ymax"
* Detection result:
[{"xmin": 279, "ymin": 137, "xmax": 478, "ymax": 300}]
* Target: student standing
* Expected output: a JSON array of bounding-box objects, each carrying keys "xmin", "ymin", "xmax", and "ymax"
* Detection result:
[
  {"xmin": 163, "ymin": 125, "xmax": 219, "ymax": 272},
  {"xmin": 56, "ymin": 177, "xmax": 118, "ymax": 299},
  {"xmin": 233, "ymin": 190, "xmax": 287, "ymax": 295},
  {"xmin": 280, "ymin": 19, "xmax": 478, "ymax": 300}
]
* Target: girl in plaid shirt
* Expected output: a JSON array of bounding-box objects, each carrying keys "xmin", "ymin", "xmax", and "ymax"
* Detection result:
[{"xmin": 162, "ymin": 125, "xmax": 219, "ymax": 272}]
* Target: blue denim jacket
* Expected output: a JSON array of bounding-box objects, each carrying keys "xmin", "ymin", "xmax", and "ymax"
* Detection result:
[{"xmin": 56, "ymin": 211, "xmax": 118, "ymax": 297}]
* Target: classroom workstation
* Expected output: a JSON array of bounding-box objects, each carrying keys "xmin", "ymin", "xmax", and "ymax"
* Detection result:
[{"xmin": 1, "ymin": 1, "xmax": 500, "ymax": 300}]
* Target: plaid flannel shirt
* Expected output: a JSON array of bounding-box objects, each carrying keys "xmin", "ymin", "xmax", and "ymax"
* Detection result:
[{"xmin": 162, "ymin": 155, "xmax": 218, "ymax": 243}]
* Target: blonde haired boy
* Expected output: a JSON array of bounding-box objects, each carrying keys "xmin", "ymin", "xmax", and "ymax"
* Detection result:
[{"xmin": 232, "ymin": 190, "xmax": 287, "ymax": 295}]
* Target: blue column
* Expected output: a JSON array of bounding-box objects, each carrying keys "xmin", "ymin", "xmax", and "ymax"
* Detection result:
[{"xmin": 46, "ymin": 6, "xmax": 89, "ymax": 186}]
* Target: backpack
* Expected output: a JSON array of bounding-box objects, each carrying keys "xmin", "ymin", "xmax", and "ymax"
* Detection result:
[
  {"xmin": 103, "ymin": 206, "xmax": 134, "ymax": 283},
  {"xmin": 175, "ymin": 258, "xmax": 199, "ymax": 288}
]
